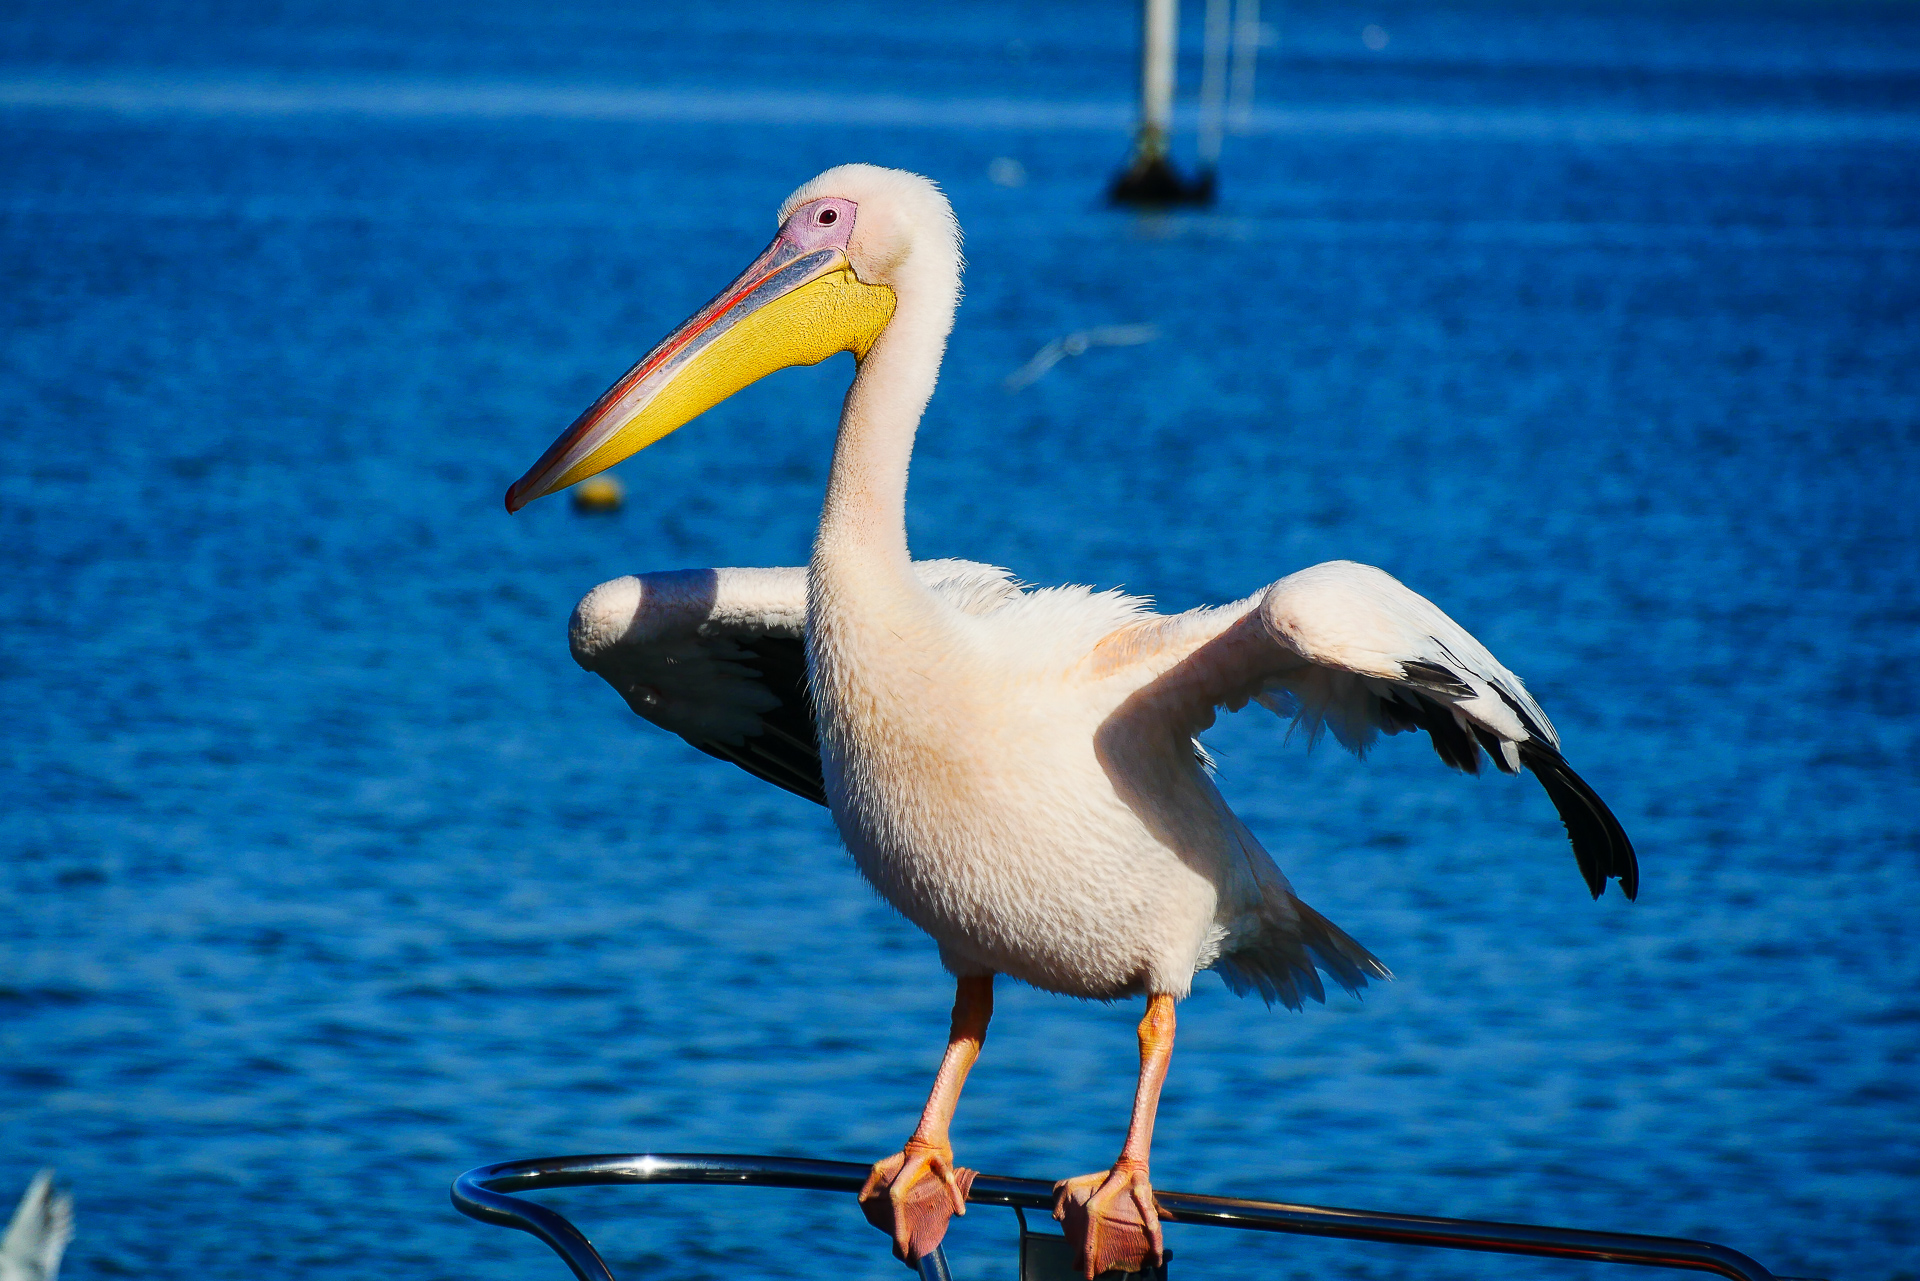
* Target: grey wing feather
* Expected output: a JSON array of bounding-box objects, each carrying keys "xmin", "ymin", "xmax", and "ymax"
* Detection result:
[
  {"xmin": 1253, "ymin": 561, "xmax": 1637, "ymax": 899},
  {"xmin": 569, "ymin": 560, "xmax": 1019, "ymax": 808}
]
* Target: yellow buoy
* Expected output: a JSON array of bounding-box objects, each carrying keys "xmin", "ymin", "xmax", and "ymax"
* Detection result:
[{"xmin": 571, "ymin": 474, "xmax": 625, "ymax": 513}]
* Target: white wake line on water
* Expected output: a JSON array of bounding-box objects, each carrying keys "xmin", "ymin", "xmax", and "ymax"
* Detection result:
[{"xmin": 3, "ymin": 73, "xmax": 1918, "ymax": 144}]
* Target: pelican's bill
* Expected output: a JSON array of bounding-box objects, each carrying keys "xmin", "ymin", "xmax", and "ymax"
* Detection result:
[{"xmin": 507, "ymin": 239, "xmax": 895, "ymax": 512}]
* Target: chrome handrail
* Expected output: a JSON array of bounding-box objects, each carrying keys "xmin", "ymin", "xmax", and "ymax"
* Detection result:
[{"xmin": 451, "ymin": 1151, "xmax": 1780, "ymax": 1281}]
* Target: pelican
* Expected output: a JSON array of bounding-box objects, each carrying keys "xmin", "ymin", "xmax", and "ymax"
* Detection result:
[{"xmin": 506, "ymin": 165, "xmax": 1636, "ymax": 1277}]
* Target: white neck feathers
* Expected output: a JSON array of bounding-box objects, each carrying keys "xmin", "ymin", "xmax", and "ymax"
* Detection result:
[{"xmin": 811, "ymin": 180, "xmax": 961, "ymax": 589}]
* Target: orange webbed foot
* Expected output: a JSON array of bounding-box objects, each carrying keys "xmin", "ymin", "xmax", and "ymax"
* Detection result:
[
  {"xmin": 1052, "ymin": 1162, "xmax": 1165, "ymax": 1278},
  {"xmin": 859, "ymin": 1140, "xmax": 976, "ymax": 1265}
]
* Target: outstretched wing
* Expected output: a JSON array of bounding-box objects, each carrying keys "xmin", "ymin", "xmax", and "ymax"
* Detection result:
[
  {"xmin": 569, "ymin": 560, "xmax": 1020, "ymax": 806},
  {"xmin": 1101, "ymin": 560, "xmax": 1637, "ymax": 899}
]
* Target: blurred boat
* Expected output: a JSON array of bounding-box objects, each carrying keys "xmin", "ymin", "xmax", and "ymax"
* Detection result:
[{"xmin": 1110, "ymin": 0, "xmax": 1264, "ymax": 205}]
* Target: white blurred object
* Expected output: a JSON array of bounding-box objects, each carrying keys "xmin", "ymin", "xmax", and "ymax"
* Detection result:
[
  {"xmin": 1198, "ymin": 0, "xmax": 1230, "ymax": 164},
  {"xmin": 1003, "ymin": 325, "xmax": 1159, "ymax": 391},
  {"xmin": 1362, "ymin": 23, "xmax": 1390, "ymax": 50},
  {"xmin": 1229, "ymin": 0, "xmax": 1262, "ymax": 133},
  {"xmin": 1203, "ymin": 0, "xmax": 1268, "ymax": 156},
  {"xmin": 0, "ymin": 1170, "xmax": 73, "ymax": 1281},
  {"xmin": 987, "ymin": 157, "xmax": 1027, "ymax": 188}
]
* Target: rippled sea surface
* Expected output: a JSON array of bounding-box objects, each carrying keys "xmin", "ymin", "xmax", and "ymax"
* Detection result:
[{"xmin": 3, "ymin": 3, "xmax": 1917, "ymax": 1279}]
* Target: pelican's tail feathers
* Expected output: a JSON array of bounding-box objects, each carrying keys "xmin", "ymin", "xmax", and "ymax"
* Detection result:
[{"xmin": 1213, "ymin": 899, "xmax": 1391, "ymax": 1011}]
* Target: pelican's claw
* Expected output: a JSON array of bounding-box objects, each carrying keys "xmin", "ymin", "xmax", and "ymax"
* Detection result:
[
  {"xmin": 859, "ymin": 1141, "xmax": 976, "ymax": 1266},
  {"xmin": 1052, "ymin": 1163, "xmax": 1165, "ymax": 1278}
]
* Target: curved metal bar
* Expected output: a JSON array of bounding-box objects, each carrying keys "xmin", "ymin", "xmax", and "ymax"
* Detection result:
[
  {"xmin": 1145, "ymin": 1187, "xmax": 1772, "ymax": 1279},
  {"xmin": 450, "ymin": 1155, "xmax": 913, "ymax": 1281},
  {"xmin": 452, "ymin": 1152, "xmax": 1779, "ymax": 1281},
  {"xmin": 916, "ymin": 1241, "xmax": 954, "ymax": 1281},
  {"xmin": 451, "ymin": 1154, "xmax": 637, "ymax": 1281}
]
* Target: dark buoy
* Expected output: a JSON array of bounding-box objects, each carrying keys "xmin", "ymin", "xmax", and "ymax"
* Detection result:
[
  {"xmin": 571, "ymin": 474, "xmax": 625, "ymax": 513},
  {"xmin": 1109, "ymin": 130, "xmax": 1216, "ymax": 207}
]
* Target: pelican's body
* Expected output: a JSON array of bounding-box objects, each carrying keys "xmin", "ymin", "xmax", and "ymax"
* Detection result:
[
  {"xmin": 515, "ymin": 164, "xmax": 1636, "ymax": 1275},
  {"xmin": 578, "ymin": 563, "xmax": 1345, "ymax": 1003},
  {"xmin": 820, "ymin": 575, "xmax": 1225, "ymax": 1001}
]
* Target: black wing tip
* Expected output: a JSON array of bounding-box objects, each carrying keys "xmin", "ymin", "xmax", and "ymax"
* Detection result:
[{"xmin": 1518, "ymin": 742, "xmax": 1639, "ymax": 901}]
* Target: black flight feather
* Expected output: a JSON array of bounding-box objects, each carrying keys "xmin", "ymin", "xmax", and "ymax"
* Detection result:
[
  {"xmin": 1518, "ymin": 741, "xmax": 1638, "ymax": 900},
  {"xmin": 693, "ymin": 636, "xmax": 827, "ymax": 807},
  {"xmin": 1383, "ymin": 688, "xmax": 1483, "ymax": 775},
  {"xmin": 1401, "ymin": 658, "xmax": 1476, "ymax": 698}
]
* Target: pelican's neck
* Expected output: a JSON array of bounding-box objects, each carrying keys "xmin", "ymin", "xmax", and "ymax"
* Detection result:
[
  {"xmin": 800, "ymin": 177, "xmax": 961, "ymax": 763},
  {"xmin": 813, "ymin": 259, "xmax": 955, "ymax": 582}
]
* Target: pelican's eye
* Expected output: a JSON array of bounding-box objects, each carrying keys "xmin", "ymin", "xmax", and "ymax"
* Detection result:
[{"xmin": 818, "ymin": 207, "xmax": 838, "ymax": 226}]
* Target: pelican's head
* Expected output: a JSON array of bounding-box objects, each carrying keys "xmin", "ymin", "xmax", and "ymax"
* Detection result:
[{"xmin": 505, "ymin": 164, "xmax": 959, "ymax": 512}]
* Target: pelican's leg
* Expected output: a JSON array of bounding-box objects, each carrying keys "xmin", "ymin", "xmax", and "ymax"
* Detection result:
[
  {"xmin": 1053, "ymin": 993, "xmax": 1175, "ymax": 1278},
  {"xmin": 859, "ymin": 973, "xmax": 994, "ymax": 1264}
]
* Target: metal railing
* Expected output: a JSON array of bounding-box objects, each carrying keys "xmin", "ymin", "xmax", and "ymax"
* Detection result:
[{"xmin": 452, "ymin": 1152, "xmax": 1787, "ymax": 1281}]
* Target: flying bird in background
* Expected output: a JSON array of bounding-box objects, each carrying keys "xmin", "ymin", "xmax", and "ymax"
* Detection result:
[{"xmin": 506, "ymin": 165, "xmax": 1636, "ymax": 1278}]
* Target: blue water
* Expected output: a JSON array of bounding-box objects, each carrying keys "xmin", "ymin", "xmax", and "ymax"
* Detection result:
[{"xmin": 3, "ymin": 3, "xmax": 1917, "ymax": 1279}]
